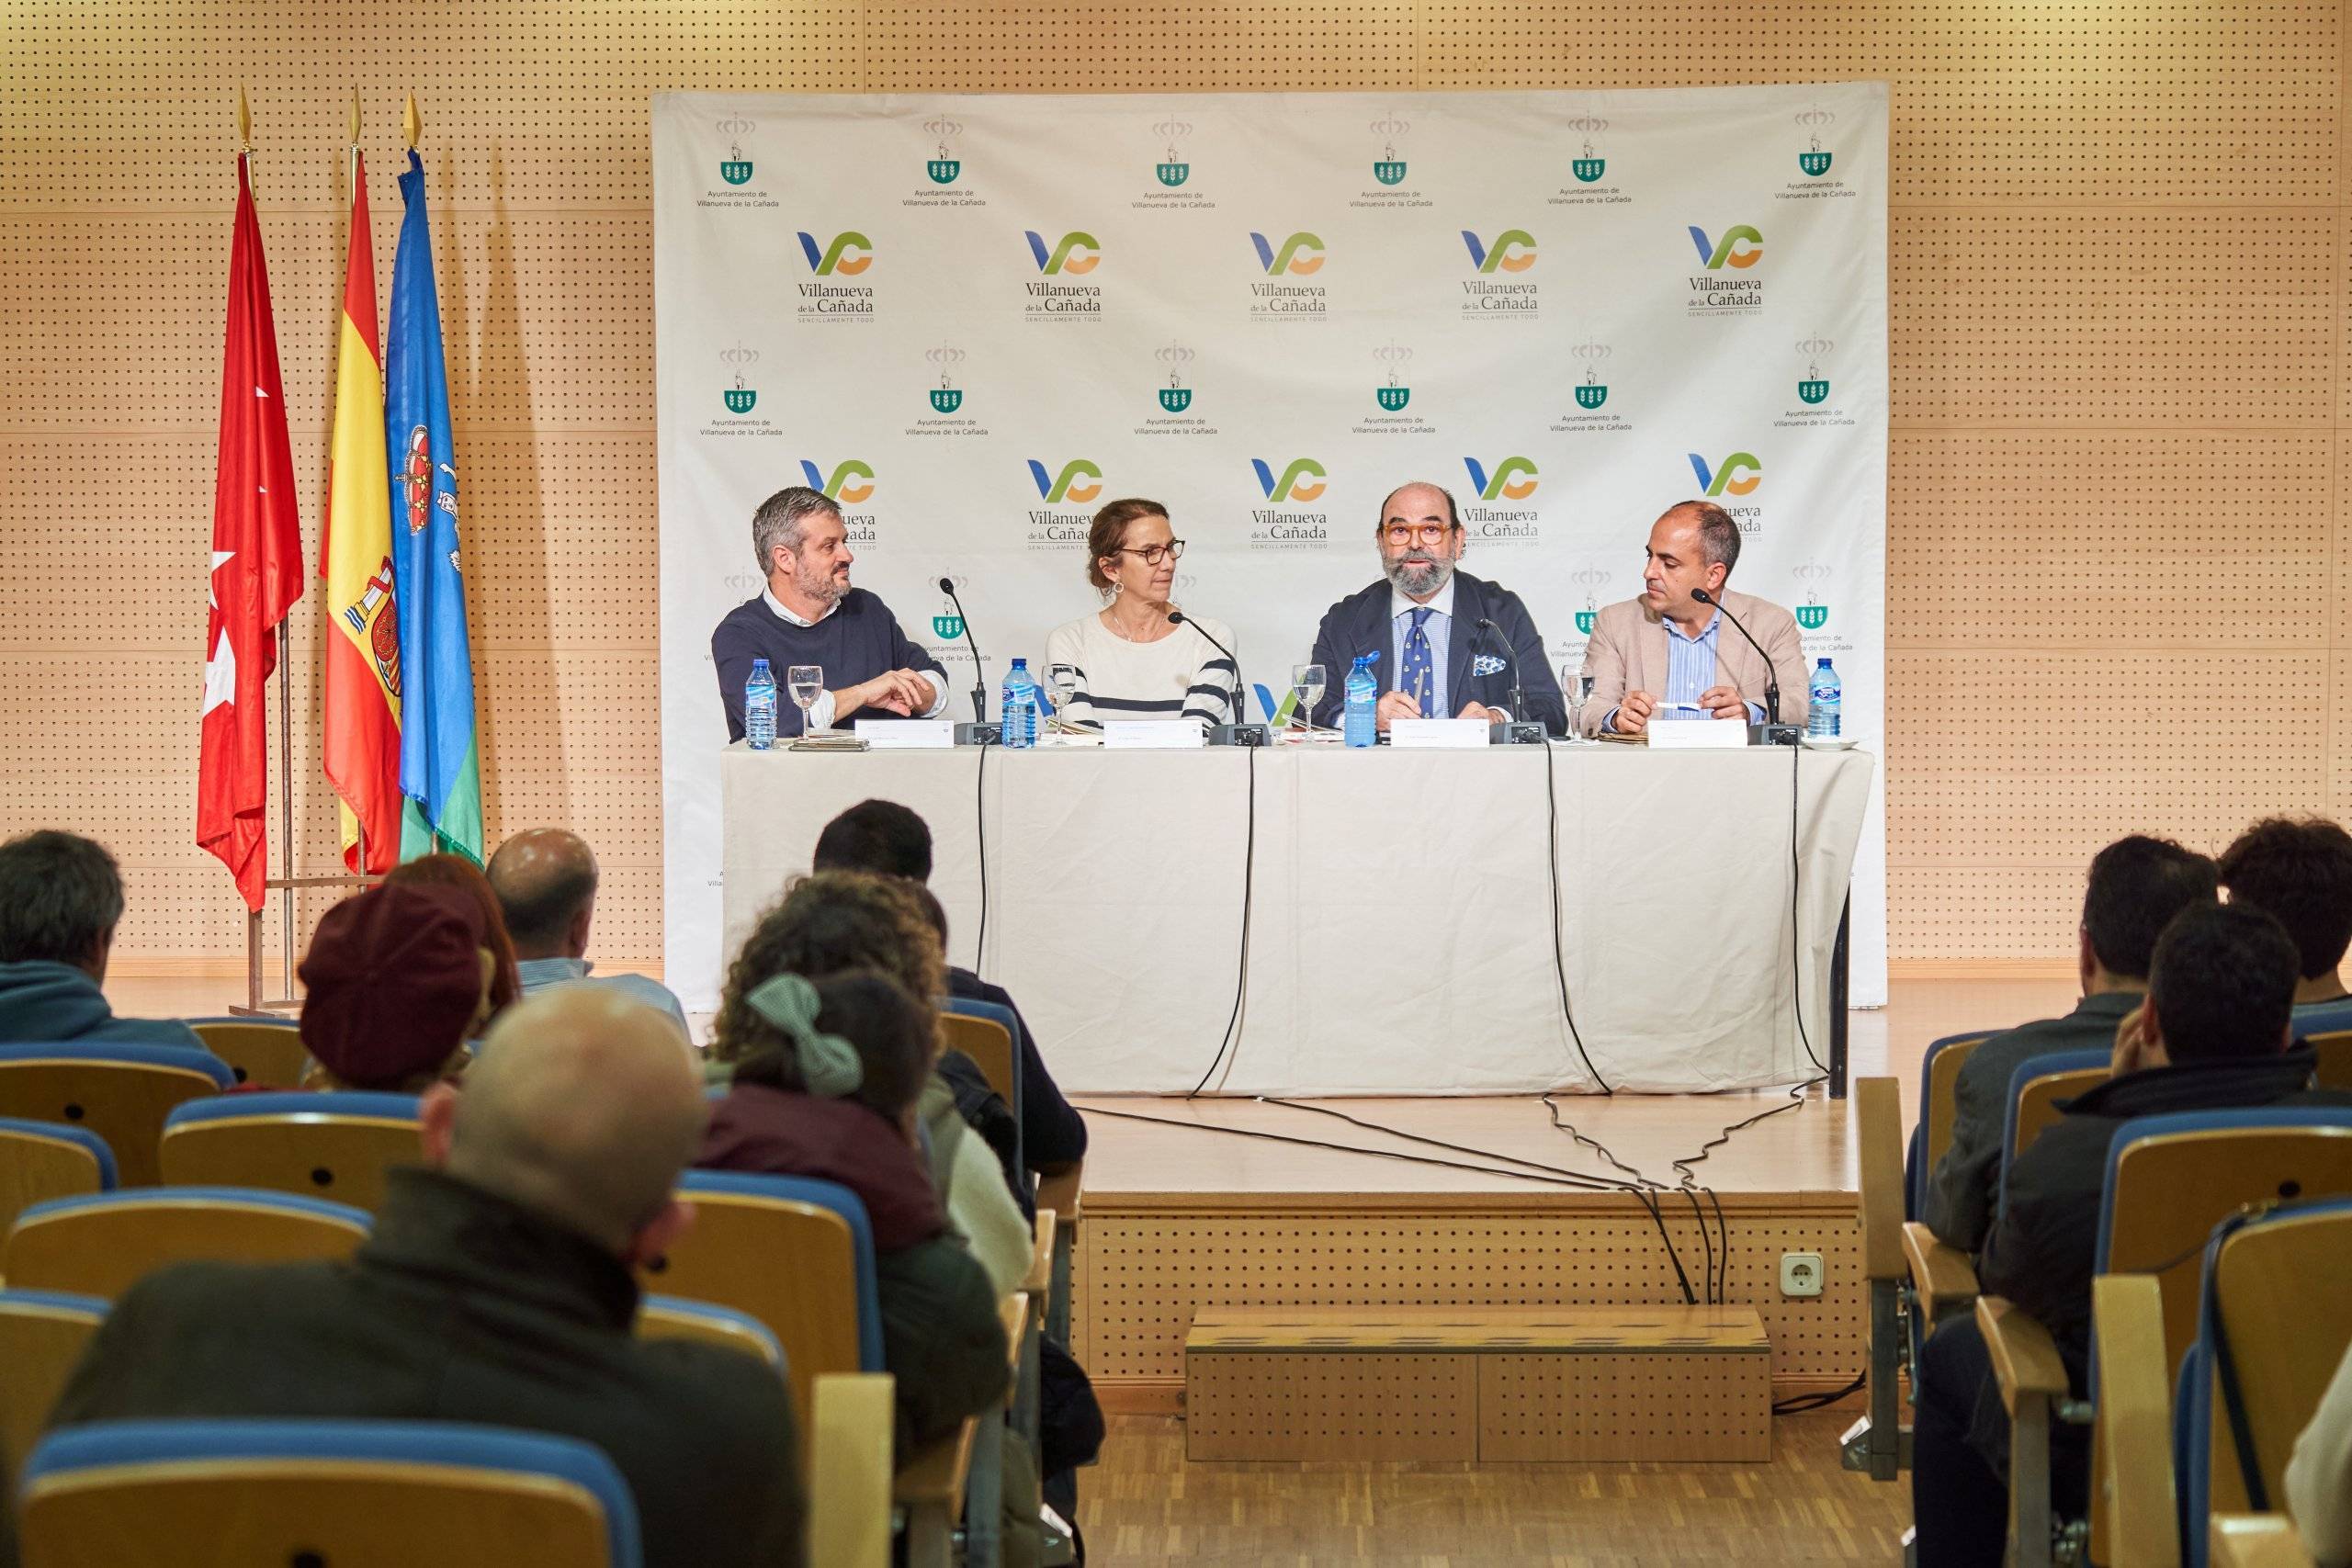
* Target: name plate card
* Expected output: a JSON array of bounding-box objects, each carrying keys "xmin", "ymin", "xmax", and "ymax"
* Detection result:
[
  {"xmin": 855, "ymin": 719, "xmax": 956, "ymax": 750},
  {"xmin": 1102, "ymin": 721, "xmax": 1208, "ymax": 750},
  {"xmin": 1388, "ymin": 718, "xmax": 1493, "ymax": 750},
  {"xmin": 1645, "ymin": 719, "xmax": 1750, "ymax": 750}
]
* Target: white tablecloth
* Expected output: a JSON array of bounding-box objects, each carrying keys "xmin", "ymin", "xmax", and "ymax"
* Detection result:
[{"xmin": 721, "ymin": 741, "xmax": 1876, "ymax": 1095}]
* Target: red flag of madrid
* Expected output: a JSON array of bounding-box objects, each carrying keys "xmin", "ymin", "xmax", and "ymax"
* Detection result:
[{"xmin": 198, "ymin": 152, "xmax": 305, "ymax": 910}]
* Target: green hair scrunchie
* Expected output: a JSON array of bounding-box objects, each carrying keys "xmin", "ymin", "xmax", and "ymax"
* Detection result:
[{"xmin": 744, "ymin": 973, "xmax": 865, "ymax": 1100}]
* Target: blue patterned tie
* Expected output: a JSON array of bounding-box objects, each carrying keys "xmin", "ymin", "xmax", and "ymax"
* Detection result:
[{"xmin": 1402, "ymin": 606, "xmax": 1434, "ymax": 713}]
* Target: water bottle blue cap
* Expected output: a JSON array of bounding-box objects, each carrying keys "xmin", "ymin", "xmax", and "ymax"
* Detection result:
[
  {"xmin": 1816, "ymin": 657, "xmax": 1831, "ymax": 666},
  {"xmin": 751, "ymin": 657, "xmax": 770, "ymax": 670},
  {"xmin": 1011, "ymin": 656, "xmax": 1028, "ymax": 668}
]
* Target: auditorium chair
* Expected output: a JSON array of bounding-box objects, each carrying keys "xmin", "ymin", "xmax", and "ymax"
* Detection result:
[
  {"xmin": 3, "ymin": 1187, "xmax": 371, "ymax": 1300},
  {"xmin": 158, "ymin": 1090, "xmax": 423, "ymax": 1212},
  {"xmin": 184, "ymin": 1017, "xmax": 308, "ymax": 1090},
  {"xmin": 2311, "ymin": 1029, "xmax": 2352, "ymax": 1091},
  {"xmin": 14, "ymin": 1418, "xmax": 640, "ymax": 1567},
  {"xmin": 940, "ymin": 1003, "xmax": 1023, "ymax": 1176},
  {"xmin": 0, "ymin": 1289, "xmax": 107, "ymax": 1492},
  {"xmin": 1995, "ymin": 1049, "xmax": 2111, "ymax": 1215},
  {"xmin": 0, "ymin": 1117, "xmax": 116, "ymax": 1239},
  {"xmin": 0, "ymin": 1043, "xmax": 234, "ymax": 1187},
  {"xmin": 1977, "ymin": 1111, "xmax": 2352, "ymax": 1566},
  {"xmin": 1847, "ymin": 1077, "xmax": 1911, "ymax": 1480},
  {"xmin": 1905, "ymin": 1029, "xmax": 2002, "ymax": 1219},
  {"xmin": 646, "ymin": 1170, "xmax": 994, "ymax": 1568},
  {"xmin": 2090, "ymin": 1198, "xmax": 2350, "ymax": 1567}
]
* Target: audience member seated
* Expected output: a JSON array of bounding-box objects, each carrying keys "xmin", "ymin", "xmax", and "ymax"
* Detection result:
[
  {"xmin": 1912, "ymin": 901, "xmax": 2348, "ymax": 1566},
  {"xmin": 36, "ymin": 987, "xmax": 805, "ymax": 1568},
  {"xmin": 0, "ymin": 829, "xmax": 201, "ymax": 1049},
  {"xmin": 383, "ymin": 852, "xmax": 524, "ymax": 1024},
  {"xmin": 299, "ymin": 884, "xmax": 493, "ymax": 1093},
  {"xmin": 1923, "ymin": 834, "xmax": 2216, "ymax": 1252},
  {"xmin": 713, "ymin": 871, "xmax": 1029, "ymax": 1297},
  {"xmin": 486, "ymin": 827, "xmax": 692, "ymax": 1040},
  {"xmin": 700, "ymin": 949, "xmax": 1009, "ymax": 1453},
  {"xmin": 2290, "ymin": 1337, "xmax": 2352, "ymax": 1567},
  {"xmin": 812, "ymin": 798, "xmax": 1090, "ymax": 1176},
  {"xmin": 2219, "ymin": 815, "xmax": 2352, "ymax": 1036}
]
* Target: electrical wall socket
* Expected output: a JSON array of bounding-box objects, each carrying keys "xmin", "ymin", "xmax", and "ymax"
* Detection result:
[{"xmin": 1780, "ymin": 1251, "xmax": 1825, "ymax": 1297}]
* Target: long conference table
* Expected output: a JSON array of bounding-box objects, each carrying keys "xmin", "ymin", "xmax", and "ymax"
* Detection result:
[{"xmin": 721, "ymin": 739, "xmax": 1875, "ymax": 1097}]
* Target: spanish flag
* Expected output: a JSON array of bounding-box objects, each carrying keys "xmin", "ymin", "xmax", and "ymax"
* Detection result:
[{"xmin": 319, "ymin": 152, "xmax": 401, "ymax": 874}]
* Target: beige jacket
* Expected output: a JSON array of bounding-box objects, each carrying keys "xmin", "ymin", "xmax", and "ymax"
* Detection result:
[{"xmin": 1577, "ymin": 588, "xmax": 1812, "ymax": 737}]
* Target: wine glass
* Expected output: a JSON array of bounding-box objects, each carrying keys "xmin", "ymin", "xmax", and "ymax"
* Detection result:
[
  {"xmin": 786, "ymin": 664, "xmax": 824, "ymax": 734},
  {"xmin": 1046, "ymin": 663, "xmax": 1080, "ymax": 732},
  {"xmin": 1560, "ymin": 665, "xmax": 1589, "ymax": 739},
  {"xmin": 1292, "ymin": 662, "xmax": 1327, "ymax": 735}
]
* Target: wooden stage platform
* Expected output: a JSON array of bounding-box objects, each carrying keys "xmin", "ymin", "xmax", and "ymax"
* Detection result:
[{"xmin": 1059, "ymin": 975, "xmax": 2077, "ymax": 1413}]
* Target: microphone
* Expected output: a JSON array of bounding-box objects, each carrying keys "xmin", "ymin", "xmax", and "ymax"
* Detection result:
[
  {"xmin": 1473, "ymin": 615, "xmax": 1544, "ymax": 745},
  {"xmin": 936, "ymin": 576, "xmax": 997, "ymax": 742},
  {"xmin": 1168, "ymin": 611, "xmax": 1267, "ymax": 747},
  {"xmin": 1690, "ymin": 586, "xmax": 1796, "ymax": 744}
]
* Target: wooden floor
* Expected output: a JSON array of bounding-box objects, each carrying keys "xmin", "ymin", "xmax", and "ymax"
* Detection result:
[{"xmin": 1082, "ymin": 1410, "xmax": 1913, "ymax": 1566}]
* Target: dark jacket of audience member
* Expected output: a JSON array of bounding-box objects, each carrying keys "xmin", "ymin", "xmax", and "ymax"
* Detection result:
[
  {"xmin": 699, "ymin": 966, "xmax": 1009, "ymax": 1454},
  {"xmin": 1926, "ymin": 835, "xmax": 2217, "ymax": 1251},
  {"xmin": 948, "ymin": 965, "xmax": 1090, "ymax": 1171},
  {"xmin": 42, "ymin": 1169, "xmax": 800, "ymax": 1568}
]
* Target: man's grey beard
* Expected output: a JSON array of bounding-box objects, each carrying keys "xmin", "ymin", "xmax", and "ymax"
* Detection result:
[
  {"xmin": 1385, "ymin": 552, "xmax": 1453, "ymax": 598},
  {"xmin": 797, "ymin": 564, "xmax": 849, "ymax": 605}
]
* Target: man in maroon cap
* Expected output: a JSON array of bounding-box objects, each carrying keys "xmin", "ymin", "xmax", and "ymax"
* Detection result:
[{"xmin": 298, "ymin": 882, "xmax": 496, "ymax": 1092}]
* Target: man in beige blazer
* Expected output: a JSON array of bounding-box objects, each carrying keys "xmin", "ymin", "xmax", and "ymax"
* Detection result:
[{"xmin": 1578, "ymin": 500, "xmax": 1812, "ymax": 737}]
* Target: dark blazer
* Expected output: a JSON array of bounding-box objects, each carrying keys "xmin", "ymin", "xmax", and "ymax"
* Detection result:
[
  {"xmin": 40, "ymin": 1168, "xmax": 804, "ymax": 1568},
  {"xmin": 1979, "ymin": 1048, "xmax": 2350, "ymax": 1385},
  {"xmin": 1305, "ymin": 570, "xmax": 1567, "ymax": 733}
]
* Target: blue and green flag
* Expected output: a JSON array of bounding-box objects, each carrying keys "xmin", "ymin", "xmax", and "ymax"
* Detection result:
[{"xmin": 385, "ymin": 148, "xmax": 483, "ymax": 863}]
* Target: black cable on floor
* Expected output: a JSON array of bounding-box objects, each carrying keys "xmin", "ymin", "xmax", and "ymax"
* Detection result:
[
  {"xmin": 1681, "ymin": 1186, "xmax": 1716, "ymax": 1305},
  {"xmin": 1774, "ymin": 1372, "xmax": 1866, "ymax": 1415},
  {"xmin": 1539, "ymin": 1093, "xmax": 1657, "ymax": 1189},
  {"xmin": 1186, "ymin": 742, "xmax": 1258, "ymax": 1098},
  {"xmin": 1543, "ymin": 739, "xmax": 1612, "ymax": 1094}
]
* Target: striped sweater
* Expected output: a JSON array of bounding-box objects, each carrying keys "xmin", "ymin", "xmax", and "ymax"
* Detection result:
[{"xmin": 1043, "ymin": 610, "xmax": 1238, "ymax": 728}]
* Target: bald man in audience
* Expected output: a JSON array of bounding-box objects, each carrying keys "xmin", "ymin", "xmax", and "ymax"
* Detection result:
[
  {"xmin": 35, "ymin": 989, "xmax": 801, "ymax": 1568},
  {"xmin": 487, "ymin": 828, "xmax": 692, "ymax": 1039}
]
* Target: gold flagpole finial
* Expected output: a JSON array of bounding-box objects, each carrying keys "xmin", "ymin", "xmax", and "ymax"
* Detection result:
[
  {"xmin": 403, "ymin": 92, "xmax": 421, "ymax": 150},
  {"xmin": 348, "ymin": 87, "xmax": 361, "ymax": 146},
  {"xmin": 236, "ymin": 85, "xmax": 252, "ymax": 152}
]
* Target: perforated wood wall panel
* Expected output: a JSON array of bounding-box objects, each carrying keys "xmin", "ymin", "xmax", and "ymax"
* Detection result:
[
  {"xmin": 4, "ymin": 0, "xmax": 2349, "ymax": 965},
  {"xmin": 1071, "ymin": 1197, "xmax": 1863, "ymax": 1383}
]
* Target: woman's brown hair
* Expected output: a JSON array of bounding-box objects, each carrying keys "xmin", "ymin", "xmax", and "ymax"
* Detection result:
[
  {"xmin": 1085, "ymin": 497, "xmax": 1170, "ymax": 592},
  {"xmin": 382, "ymin": 852, "xmax": 522, "ymax": 1019},
  {"xmin": 713, "ymin": 871, "xmax": 945, "ymax": 1066}
]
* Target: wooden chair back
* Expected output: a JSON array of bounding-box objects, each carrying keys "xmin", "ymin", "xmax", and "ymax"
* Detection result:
[
  {"xmin": 0, "ymin": 1120, "xmax": 114, "ymax": 1240},
  {"xmin": 938, "ymin": 1012, "xmax": 1016, "ymax": 1107},
  {"xmin": 157, "ymin": 1094, "xmax": 422, "ymax": 1213},
  {"xmin": 3, "ymin": 1190, "xmax": 370, "ymax": 1301},
  {"xmin": 1920, "ymin": 1033, "xmax": 1991, "ymax": 1189},
  {"xmin": 0, "ymin": 1291, "xmax": 106, "ymax": 1494},
  {"xmin": 2106, "ymin": 1122, "xmax": 2352, "ymax": 1378},
  {"xmin": 644, "ymin": 1185, "xmax": 867, "ymax": 1443},
  {"xmin": 185, "ymin": 1021, "xmax": 309, "ymax": 1090},
  {"xmin": 1856, "ymin": 1077, "xmax": 1905, "ymax": 1281},
  {"xmin": 2308, "ymin": 1030, "xmax": 2352, "ymax": 1090},
  {"xmin": 0, "ymin": 1055, "xmax": 230, "ymax": 1188},
  {"xmin": 2012, "ymin": 1066, "xmax": 2108, "ymax": 1162},
  {"xmin": 2200, "ymin": 1202, "xmax": 2352, "ymax": 1524},
  {"xmin": 637, "ymin": 1294, "xmax": 787, "ymax": 1371},
  {"xmin": 15, "ymin": 1420, "xmax": 637, "ymax": 1567}
]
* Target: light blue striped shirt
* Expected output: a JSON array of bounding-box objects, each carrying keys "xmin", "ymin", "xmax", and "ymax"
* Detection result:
[
  {"xmin": 1388, "ymin": 579, "xmax": 1454, "ymax": 716},
  {"xmin": 1607, "ymin": 610, "xmax": 1762, "ymax": 729}
]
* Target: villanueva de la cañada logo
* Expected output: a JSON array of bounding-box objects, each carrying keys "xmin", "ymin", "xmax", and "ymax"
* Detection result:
[
  {"xmin": 1797, "ymin": 335, "xmax": 1831, "ymax": 405},
  {"xmin": 1798, "ymin": 106, "xmax": 1833, "ymax": 177},
  {"xmin": 1553, "ymin": 333, "xmax": 1628, "ymax": 437},
  {"xmin": 1375, "ymin": 343, "xmax": 1411, "ymax": 411},
  {"xmin": 796, "ymin": 231, "xmax": 876, "ymax": 321},
  {"xmin": 1686, "ymin": 221, "xmax": 1764, "ymax": 316},
  {"xmin": 1462, "ymin": 457, "xmax": 1540, "ymax": 544},
  {"xmin": 1355, "ymin": 343, "xmax": 1431, "ymax": 437},
  {"xmin": 1574, "ymin": 339, "xmax": 1609, "ymax": 410},
  {"xmin": 1461, "ymin": 229, "xmax": 1538, "ymax": 318},
  {"xmin": 1552, "ymin": 112, "xmax": 1626, "ymax": 208},
  {"xmin": 1781, "ymin": 106, "xmax": 1852, "ymax": 201},
  {"xmin": 1793, "ymin": 560, "xmax": 1832, "ymax": 631},
  {"xmin": 701, "ymin": 112, "xmax": 774, "ymax": 208},
  {"xmin": 907, "ymin": 115, "xmax": 983, "ymax": 208},
  {"xmin": 1249, "ymin": 458, "xmax": 1330, "ymax": 549},
  {"xmin": 708, "ymin": 342, "xmax": 775, "ymax": 437},
  {"xmin": 721, "ymin": 343, "xmax": 757, "ymax": 414},
  {"xmin": 1135, "ymin": 114, "xmax": 1216, "ymax": 210},
  {"xmin": 1687, "ymin": 448, "xmax": 1764, "ymax": 536},
  {"xmin": 1248, "ymin": 231, "xmax": 1328, "ymax": 319},
  {"xmin": 933, "ymin": 573, "xmax": 968, "ymax": 641},
  {"xmin": 928, "ymin": 345, "xmax": 963, "ymax": 413},
  {"xmin": 1357, "ymin": 112, "xmax": 1426, "ymax": 208},
  {"xmin": 1025, "ymin": 459, "xmax": 1103, "ymax": 548},
  {"xmin": 1573, "ymin": 566, "xmax": 1611, "ymax": 636},
  {"xmin": 1157, "ymin": 341, "xmax": 1193, "ymax": 412},
  {"xmin": 800, "ymin": 458, "xmax": 878, "ymax": 544},
  {"xmin": 925, "ymin": 115, "xmax": 962, "ymax": 184},
  {"xmin": 1138, "ymin": 341, "xmax": 1214, "ymax": 438},
  {"xmin": 907, "ymin": 344, "xmax": 987, "ymax": 441},
  {"xmin": 718, "ymin": 113, "xmax": 754, "ymax": 185},
  {"xmin": 1156, "ymin": 116, "xmax": 1191, "ymax": 186},
  {"xmin": 1023, "ymin": 230, "xmax": 1103, "ymax": 320}
]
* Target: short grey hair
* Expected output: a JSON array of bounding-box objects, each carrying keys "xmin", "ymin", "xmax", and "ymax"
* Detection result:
[
  {"xmin": 1666, "ymin": 500, "xmax": 1741, "ymax": 577},
  {"xmin": 751, "ymin": 485, "xmax": 841, "ymax": 575},
  {"xmin": 0, "ymin": 830, "xmax": 125, "ymax": 964}
]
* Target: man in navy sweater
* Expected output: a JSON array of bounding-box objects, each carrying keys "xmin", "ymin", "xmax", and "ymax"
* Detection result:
[{"xmin": 710, "ymin": 484, "xmax": 951, "ymax": 740}]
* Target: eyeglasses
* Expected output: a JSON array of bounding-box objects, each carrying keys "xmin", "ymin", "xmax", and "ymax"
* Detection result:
[
  {"xmin": 1113, "ymin": 540, "xmax": 1186, "ymax": 565},
  {"xmin": 1382, "ymin": 523, "xmax": 1453, "ymax": 547}
]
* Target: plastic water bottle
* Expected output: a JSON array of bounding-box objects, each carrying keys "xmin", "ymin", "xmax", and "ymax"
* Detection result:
[
  {"xmin": 1807, "ymin": 658, "xmax": 1841, "ymax": 739},
  {"xmin": 745, "ymin": 658, "xmax": 778, "ymax": 750},
  {"xmin": 1001, "ymin": 658, "xmax": 1039, "ymax": 749},
  {"xmin": 1342, "ymin": 654, "xmax": 1378, "ymax": 749}
]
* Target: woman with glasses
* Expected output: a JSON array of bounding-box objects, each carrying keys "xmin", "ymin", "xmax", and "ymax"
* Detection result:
[{"xmin": 1044, "ymin": 497, "xmax": 1239, "ymax": 729}]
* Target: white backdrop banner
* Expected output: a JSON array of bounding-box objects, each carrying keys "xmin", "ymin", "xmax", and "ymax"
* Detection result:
[{"xmin": 654, "ymin": 85, "xmax": 1888, "ymax": 1014}]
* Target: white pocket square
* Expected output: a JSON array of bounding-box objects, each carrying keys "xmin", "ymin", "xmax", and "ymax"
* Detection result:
[{"xmin": 1472, "ymin": 654, "xmax": 1508, "ymax": 677}]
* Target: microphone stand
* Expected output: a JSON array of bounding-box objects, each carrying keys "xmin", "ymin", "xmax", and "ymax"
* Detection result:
[
  {"xmin": 1168, "ymin": 611, "xmax": 1268, "ymax": 747},
  {"xmin": 1691, "ymin": 586, "xmax": 1799, "ymax": 746},
  {"xmin": 1473, "ymin": 616, "xmax": 1544, "ymax": 744},
  {"xmin": 937, "ymin": 576, "xmax": 1000, "ymax": 744}
]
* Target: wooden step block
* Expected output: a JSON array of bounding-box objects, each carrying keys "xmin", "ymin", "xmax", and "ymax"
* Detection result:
[{"xmin": 1184, "ymin": 1305, "xmax": 1771, "ymax": 1463}]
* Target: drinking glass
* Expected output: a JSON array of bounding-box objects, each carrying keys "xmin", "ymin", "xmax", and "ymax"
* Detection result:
[
  {"xmin": 1047, "ymin": 663, "xmax": 1080, "ymax": 731},
  {"xmin": 1292, "ymin": 662, "xmax": 1327, "ymax": 735},
  {"xmin": 1561, "ymin": 665, "xmax": 1589, "ymax": 739},
  {"xmin": 786, "ymin": 664, "xmax": 824, "ymax": 733}
]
